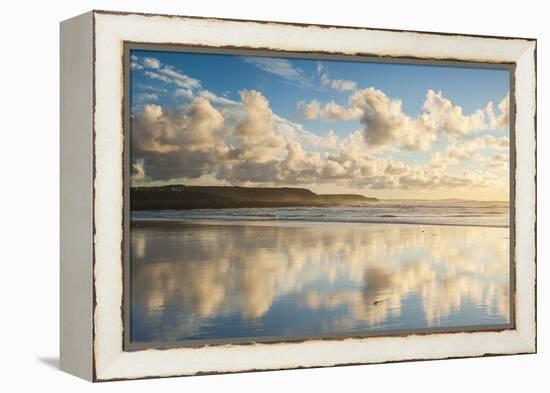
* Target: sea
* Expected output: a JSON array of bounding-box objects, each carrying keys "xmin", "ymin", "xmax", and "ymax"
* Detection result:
[{"xmin": 131, "ymin": 200, "xmax": 509, "ymax": 228}]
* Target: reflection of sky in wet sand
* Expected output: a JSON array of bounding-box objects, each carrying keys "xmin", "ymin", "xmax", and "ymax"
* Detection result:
[{"xmin": 130, "ymin": 222, "xmax": 510, "ymax": 343}]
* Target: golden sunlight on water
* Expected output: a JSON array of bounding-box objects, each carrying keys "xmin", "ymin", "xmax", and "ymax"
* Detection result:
[{"xmin": 130, "ymin": 222, "xmax": 510, "ymax": 343}]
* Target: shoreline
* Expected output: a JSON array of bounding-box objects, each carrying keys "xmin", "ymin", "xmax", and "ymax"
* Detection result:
[{"xmin": 130, "ymin": 218, "xmax": 509, "ymax": 229}]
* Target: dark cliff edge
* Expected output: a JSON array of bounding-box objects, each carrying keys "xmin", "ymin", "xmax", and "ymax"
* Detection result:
[{"xmin": 131, "ymin": 185, "xmax": 378, "ymax": 210}]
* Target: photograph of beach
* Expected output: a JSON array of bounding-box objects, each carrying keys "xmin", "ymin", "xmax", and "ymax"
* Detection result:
[{"xmin": 127, "ymin": 48, "xmax": 512, "ymax": 346}]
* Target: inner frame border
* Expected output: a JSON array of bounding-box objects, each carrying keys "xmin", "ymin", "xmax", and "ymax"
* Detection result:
[{"xmin": 122, "ymin": 41, "xmax": 517, "ymax": 352}]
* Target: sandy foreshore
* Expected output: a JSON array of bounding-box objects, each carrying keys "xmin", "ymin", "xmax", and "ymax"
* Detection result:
[{"xmin": 129, "ymin": 218, "xmax": 511, "ymax": 344}]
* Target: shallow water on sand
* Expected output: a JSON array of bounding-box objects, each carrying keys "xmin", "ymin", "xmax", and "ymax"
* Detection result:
[
  {"xmin": 131, "ymin": 200, "xmax": 510, "ymax": 228},
  {"xmin": 130, "ymin": 221, "xmax": 510, "ymax": 344}
]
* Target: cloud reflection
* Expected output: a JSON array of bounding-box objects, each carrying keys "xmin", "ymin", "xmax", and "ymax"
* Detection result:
[{"xmin": 130, "ymin": 223, "xmax": 510, "ymax": 342}]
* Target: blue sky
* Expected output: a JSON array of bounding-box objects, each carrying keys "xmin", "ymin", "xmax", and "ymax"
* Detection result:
[
  {"xmin": 129, "ymin": 48, "xmax": 510, "ymax": 200},
  {"xmin": 131, "ymin": 49, "xmax": 508, "ymax": 113}
]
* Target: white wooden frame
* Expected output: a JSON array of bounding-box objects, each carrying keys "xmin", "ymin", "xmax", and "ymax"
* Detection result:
[{"xmin": 60, "ymin": 10, "xmax": 537, "ymax": 382}]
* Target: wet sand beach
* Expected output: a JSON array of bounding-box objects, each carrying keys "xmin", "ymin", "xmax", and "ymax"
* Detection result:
[{"xmin": 130, "ymin": 220, "xmax": 510, "ymax": 344}]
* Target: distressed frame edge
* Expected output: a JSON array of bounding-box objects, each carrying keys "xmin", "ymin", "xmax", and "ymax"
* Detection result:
[
  {"xmin": 90, "ymin": 11, "xmax": 537, "ymax": 381},
  {"xmin": 512, "ymin": 40, "xmax": 537, "ymax": 353},
  {"xmin": 91, "ymin": 8, "xmax": 537, "ymax": 42}
]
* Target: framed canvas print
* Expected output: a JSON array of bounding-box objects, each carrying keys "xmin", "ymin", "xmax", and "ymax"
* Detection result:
[{"xmin": 60, "ymin": 10, "xmax": 537, "ymax": 382}]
